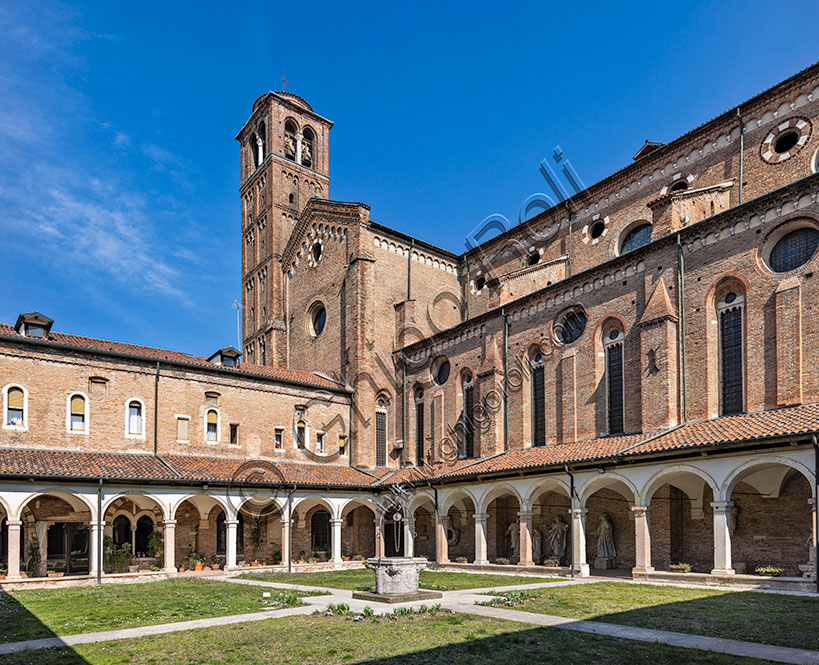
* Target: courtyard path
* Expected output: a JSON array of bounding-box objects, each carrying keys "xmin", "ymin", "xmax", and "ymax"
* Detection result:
[{"xmin": 1, "ymin": 576, "xmax": 817, "ymax": 665}]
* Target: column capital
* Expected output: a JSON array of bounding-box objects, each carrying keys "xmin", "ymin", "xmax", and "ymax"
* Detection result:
[
  {"xmin": 517, "ymin": 511, "xmax": 534, "ymax": 519},
  {"xmin": 331, "ymin": 518, "xmax": 344, "ymax": 526},
  {"xmin": 225, "ymin": 519, "xmax": 239, "ymax": 527},
  {"xmin": 571, "ymin": 508, "xmax": 588, "ymax": 516},
  {"xmin": 89, "ymin": 521, "xmax": 105, "ymax": 528},
  {"xmin": 710, "ymin": 501, "xmax": 734, "ymax": 512},
  {"xmin": 5, "ymin": 520, "xmax": 22, "ymax": 528},
  {"xmin": 631, "ymin": 505, "xmax": 651, "ymax": 514},
  {"xmin": 472, "ymin": 513, "xmax": 488, "ymax": 520},
  {"xmin": 163, "ymin": 519, "xmax": 177, "ymax": 527},
  {"xmin": 808, "ymin": 498, "xmax": 816, "ymax": 508}
]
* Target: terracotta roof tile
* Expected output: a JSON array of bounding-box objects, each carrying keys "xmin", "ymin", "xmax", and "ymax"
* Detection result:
[{"xmin": 0, "ymin": 323, "xmax": 347, "ymax": 392}]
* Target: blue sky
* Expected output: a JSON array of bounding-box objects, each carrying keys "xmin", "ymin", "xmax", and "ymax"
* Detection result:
[{"xmin": 1, "ymin": 1, "xmax": 817, "ymax": 356}]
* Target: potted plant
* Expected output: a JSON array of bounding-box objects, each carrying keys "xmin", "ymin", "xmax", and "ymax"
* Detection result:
[
  {"xmin": 495, "ymin": 557, "xmax": 510, "ymax": 565},
  {"xmin": 146, "ymin": 531, "xmax": 164, "ymax": 566},
  {"xmin": 273, "ymin": 550, "xmax": 282, "ymax": 565},
  {"xmin": 297, "ymin": 550, "xmax": 306, "ymax": 564},
  {"xmin": 542, "ymin": 557, "xmax": 560, "ymax": 568},
  {"xmin": 754, "ymin": 565, "xmax": 784, "ymax": 576},
  {"xmin": 0, "ymin": 567, "xmax": 7, "ymax": 580},
  {"xmin": 210, "ymin": 555, "xmax": 222, "ymax": 571},
  {"xmin": 670, "ymin": 562, "xmax": 692, "ymax": 573},
  {"xmin": 308, "ymin": 552, "xmax": 318, "ymax": 563},
  {"xmin": 352, "ymin": 554, "xmax": 364, "ymax": 561},
  {"xmin": 190, "ymin": 552, "xmax": 206, "ymax": 572},
  {"xmin": 26, "ymin": 541, "xmax": 41, "ymax": 577},
  {"xmin": 455, "ymin": 556, "xmax": 468, "ymax": 563}
]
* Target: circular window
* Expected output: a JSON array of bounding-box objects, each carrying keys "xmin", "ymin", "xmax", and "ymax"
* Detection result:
[
  {"xmin": 312, "ymin": 242, "xmax": 322, "ymax": 262},
  {"xmin": 761, "ymin": 117, "xmax": 811, "ymax": 164},
  {"xmin": 608, "ymin": 328, "xmax": 621, "ymax": 341},
  {"xmin": 553, "ymin": 308, "xmax": 587, "ymax": 345},
  {"xmin": 309, "ymin": 302, "xmax": 326, "ymax": 336},
  {"xmin": 475, "ymin": 275, "xmax": 486, "ymax": 291},
  {"xmin": 431, "ymin": 356, "xmax": 450, "ymax": 385},
  {"xmin": 527, "ymin": 251, "xmax": 540, "ymax": 266},
  {"xmin": 767, "ymin": 226, "xmax": 819, "ymax": 273},
  {"xmin": 620, "ymin": 223, "xmax": 652, "ymax": 255},
  {"xmin": 589, "ymin": 221, "xmax": 605, "ymax": 239}
]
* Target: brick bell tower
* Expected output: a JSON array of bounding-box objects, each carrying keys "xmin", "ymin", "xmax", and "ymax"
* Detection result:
[{"xmin": 236, "ymin": 90, "xmax": 332, "ymax": 367}]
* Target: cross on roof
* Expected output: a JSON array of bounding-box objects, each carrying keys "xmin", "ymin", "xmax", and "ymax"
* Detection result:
[{"xmin": 281, "ymin": 73, "xmax": 287, "ymax": 91}]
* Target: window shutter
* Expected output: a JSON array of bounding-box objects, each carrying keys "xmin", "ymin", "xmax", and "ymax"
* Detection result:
[
  {"xmin": 375, "ymin": 411, "xmax": 386, "ymax": 466},
  {"xmin": 177, "ymin": 418, "xmax": 188, "ymax": 441},
  {"xmin": 607, "ymin": 344, "xmax": 624, "ymax": 435},
  {"xmin": 532, "ymin": 365, "xmax": 546, "ymax": 446},
  {"xmin": 207, "ymin": 410, "xmax": 218, "ymax": 425},
  {"xmin": 720, "ymin": 308, "xmax": 744, "ymax": 415},
  {"xmin": 8, "ymin": 388, "xmax": 24, "ymax": 409},
  {"xmin": 71, "ymin": 395, "xmax": 85, "ymax": 415},
  {"xmin": 415, "ymin": 402, "xmax": 424, "ymax": 466}
]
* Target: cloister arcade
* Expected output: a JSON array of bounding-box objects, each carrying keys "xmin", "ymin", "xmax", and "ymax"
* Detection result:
[{"xmin": 0, "ymin": 448, "xmax": 814, "ymax": 583}]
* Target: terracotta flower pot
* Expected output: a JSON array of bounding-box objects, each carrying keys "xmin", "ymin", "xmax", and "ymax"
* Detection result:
[
  {"xmin": 194, "ymin": 564, "xmax": 204, "ymax": 572},
  {"xmin": 0, "ymin": 574, "xmax": 6, "ymax": 580},
  {"xmin": 178, "ymin": 567, "xmax": 186, "ymax": 573},
  {"xmin": 211, "ymin": 564, "xmax": 221, "ymax": 570},
  {"xmin": 250, "ymin": 561, "xmax": 260, "ymax": 567}
]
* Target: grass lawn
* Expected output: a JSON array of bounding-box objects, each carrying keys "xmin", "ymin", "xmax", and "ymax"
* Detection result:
[
  {"xmin": 3, "ymin": 612, "xmax": 773, "ymax": 665},
  {"xmin": 0, "ymin": 579, "xmax": 319, "ymax": 644},
  {"xmin": 238, "ymin": 568, "xmax": 562, "ymax": 591},
  {"xmin": 508, "ymin": 581, "xmax": 819, "ymax": 651}
]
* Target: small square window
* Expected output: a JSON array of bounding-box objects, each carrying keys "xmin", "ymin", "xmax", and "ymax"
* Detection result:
[
  {"xmin": 176, "ymin": 416, "xmax": 189, "ymax": 442},
  {"xmin": 229, "ymin": 423, "xmax": 239, "ymax": 445},
  {"xmin": 274, "ymin": 428, "xmax": 283, "ymax": 450},
  {"xmin": 316, "ymin": 432, "xmax": 324, "ymax": 453}
]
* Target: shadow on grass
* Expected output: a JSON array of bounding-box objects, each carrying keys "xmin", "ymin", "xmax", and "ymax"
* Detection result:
[{"xmin": 0, "ymin": 589, "xmax": 89, "ymax": 662}]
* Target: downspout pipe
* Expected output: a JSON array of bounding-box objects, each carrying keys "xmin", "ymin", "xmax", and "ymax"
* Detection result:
[
  {"xmin": 287, "ymin": 485, "xmax": 296, "ymax": 574},
  {"xmin": 677, "ymin": 234, "xmax": 688, "ymax": 423},
  {"xmin": 402, "ymin": 358, "xmax": 407, "ymax": 466},
  {"xmin": 502, "ymin": 308, "xmax": 509, "ymax": 451},
  {"xmin": 564, "ymin": 464, "xmax": 575, "ymax": 579},
  {"xmin": 97, "ymin": 478, "xmax": 103, "ymax": 586},
  {"xmin": 153, "ymin": 361, "xmax": 160, "ymax": 455},
  {"xmin": 813, "ymin": 434, "xmax": 818, "ymax": 595},
  {"xmin": 431, "ymin": 482, "xmax": 439, "ymax": 570}
]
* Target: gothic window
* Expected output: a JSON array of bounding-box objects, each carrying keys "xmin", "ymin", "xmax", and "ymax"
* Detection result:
[
  {"xmin": 249, "ymin": 133, "xmax": 261, "ymax": 169},
  {"xmin": 4, "ymin": 385, "xmax": 26, "ymax": 428},
  {"xmin": 206, "ymin": 409, "xmax": 219, "ymax": 442},
  {"xmin": 415, "ymin": 388, "xmax": 424, "ymax": 466},
  {"xmin": 302, "ymin": 126, "xmax": 315, "ymax": 168},
  {"xmin": 375, "ymin": 397, "xmax": 388, "ymax": 467},
  {"xmin": 717, "ymin": 290, "xmax": 745, "ymax": 416},
  {"xmin": 530, "ymin": 352, "xmax": 546, "ymax": 446},
  {"xmin": 431, "ymin": 356, "xmax": 450, "ymax": 385},
  {"xmin": 768, "ymin": 226, "xmax": 819, "ymax": 273},
  {"xmin": 605, "ymin": 329, "xmax": 624, "ymax": 435},
  {"xmin": 296, "ymin": 419, "xmax": 306, "ymax": 448},
  {"xmin": 309, "ymin": 301, "xmax": 326, "ymax": 336},
  {"xmin": 620, "ymin": 222, "xmax": 652, "ymax": 254},
  {"xmin": 69, "ymin": 394, "xmax": 87, "ymax": 432},
  {"xmin": 669, "ymin": 179, "xmax": 688, "ymax": 193},
  {"xmin": 284, "ymin": 120, "xmax": 297, "ymax": 161},
  {"xmin": 460, "ymin": 371, "xmax": 474, "ymax": 459},
  {"xmin": 256, "ymin": 122, "xmax": 266, "ymax": 165},
  {"xmin": 127, "ymin": 400, "xmax": 144, "ymax": 436}
]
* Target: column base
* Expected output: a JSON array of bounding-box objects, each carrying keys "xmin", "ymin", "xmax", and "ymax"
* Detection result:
[
  {"xmin": 331, "ymin": 558, "xmax": 343, "ymax": 564},
  {"xmin": 711, "ymin": 568, "xmax": 735, "ymax": 576},
  {"xmin": 474, "ymin": 559, "xmax": 489, "ymax": 566},
  {"xmin": 439, "ymin": 558, "xmax": 450, "ymax": 564},
  {"xmin": 164, "ymin": 567, "xmax": 178, "ymax": 574},
  {"xmin": 517, "ymin": 560, "xmax": 535, "ymax": 567},
  {"xmin": 632, "ymin": 565, "xmax": 655, "ymax": 574},
  {"xmin": 571, "ymin": 563, "xmax": 590, "ymax": 577}
]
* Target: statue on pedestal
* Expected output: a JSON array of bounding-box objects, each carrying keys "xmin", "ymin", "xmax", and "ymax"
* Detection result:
[
  {"xmin": 505, "ymin": 521, "xmax": 520, "ymax": 558},
  {"xmin": 547, "ymin": 516, "xmax": 568, "ymax": 560},
  {"xmin": 594, "ymin": 513, "xmax": 616, "ymax": 568}
]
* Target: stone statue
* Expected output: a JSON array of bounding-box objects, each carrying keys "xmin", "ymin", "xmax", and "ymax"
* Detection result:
[
  {"xmin": 301, "ymin": 140, "xmax": 312, "ymax": 165},
  {"xmin": 505, "ymin": 521, "xmax": 520, "ymax": 558},
  {"xmin": 285, "ymin": 134, "xmax": 295, "ymax": 158},
  {"xmin": 807, "ymin": 533, "xmax": 816, "ymax": 565},
  {"xmin": 547, "ymin": 516, "xmax": 568, "ymax": 559},
  {"xmin": 596, "ymin": 513, "xmax": 616, "ymax": 559},
  {"xmin": 532, "ymin": 527, "xmax": 543, "ymax": 563}
]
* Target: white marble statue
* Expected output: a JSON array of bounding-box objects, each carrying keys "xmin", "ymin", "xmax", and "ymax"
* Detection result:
[
  {"xmin": 596, "ymin": 513, "xmax": 616, "ymax": 559},
  {"xmin": 532, "ymin": 527, "xmax": 543, "ymax": 563},
  {"xmin": 547, "ymin": 516, "xmax": 568, "ymax": 559},
  {"xmin": 505, "ymin": 521, "xmax": 520, "ymax": 558}
]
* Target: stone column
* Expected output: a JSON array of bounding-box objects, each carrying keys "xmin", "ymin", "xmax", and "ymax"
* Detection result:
[
  {"xmin": 6, "ymin": 520, "xmax": 22, "ymax": 579},
  {"xmin": 435, "ymin": 513, "xmax": 449, "ymax": 563},
  {"xmin": 518, "ymin": 512, "xmax": 534, "ymax": 567},
  {"xmin": 89, "ymin": 521, "xmax": 104, "ymax": 576},
  {"xmin": 402, "ymin": 518, "xmax": 414, "ymax": 558},
  {"xmin": 711, "ymin": 501, "xmax": 735, "ymax": 575},
  {"xmin": 131, "ymin": 526, "xmax": 137, "ymax": 555},
  {"xmin": 631, "ymin": 506, "xmax": 654, "ymax": 573},
  {"xmin": 331, "ymin": 518, "xmax": 343, "ymax": 563},
  {"xmin": 473, "ymin": 513, "xmax": 488, "ymax": 565},
  {"xmin": 571, "ymin": 508, "xmax": 589, "ymax": 576},
  {"xmin": 374, "ymin": 520, "xmax": 384, "ymax": 558},
  {"xmin": 163, "ymin": 520, "xmax": 177, "ymax": 573},
  {"xmin": 295, "ymin": 132, "xmax": 303, "ymax": 165},
  {"xmin": 225, "ymin": 520, "xmax": 238, "ymax": 569},
  {"xmin": 807, "ymin": 498, "xmax": 816, "ymax": 578}
]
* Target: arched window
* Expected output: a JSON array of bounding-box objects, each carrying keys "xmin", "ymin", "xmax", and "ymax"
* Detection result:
[
  {"xmin": 375, "ymin": 397, "xmax": 388, "ymax": 467},
  {"xmin": 216, "ymin": 511, "xmax": 226, "ymax": 555},
  {"xmin": 256, "ymin": 122, "xmax": 266, "ymax": 166},
  {"xmin": 68, "ymin": 394, "xmax": 87, "ymax": 432},
  {"xmin": 127, "ymin": 400, "xmax": 144, "ymax": 436},
  {"xmin": 301, "ymin": 126, "xmax": 315, "ymax": 168},
  {"xmin": 460, "ymin": 371, "xmax": 474, "ymax": 459},
  {"xmin": 284, "ymin": 120, "xmax": 297, "ymax": 161},
  {"xmin": 135, "ymin": 515, "xmax": 154, "ymax": 553},
  {"xmin": 5, "ymin": 385, "xmax": 26, "ymax": 428},
  {"xmin": 620, "ymin": 223, "xmax": 652, "ymax": 254},
  {"xmin": 295, "ymin": 419, "xmax": 306, "ymax": 448},
  {"xmin": 206, "ymin": 409, "xmax": 219, "ymax": 442},
  {"xmin": 112, "ymin": 515, "xmax": 130, "ymax": 547},
  {"xmin": 414, "ymin": 388, "xmax": 425, "ymax": 467},
  {"xmin": 530, "ymin": 352, "xmax": 546, "ymax": 447},
  {"xmin": 604, "ymin": 328, "xmax": 624, "ymax": 435},
  {"xmin": 311, "ymin": 510, "xmax": 330, "ymax": 551},
  {"xmin": 259, "ymin": 337, "xmax": 266, "ymax": 365},
  {"xmin": 717, "ymin": 289, "xmax": 745, "ymax": 415}
]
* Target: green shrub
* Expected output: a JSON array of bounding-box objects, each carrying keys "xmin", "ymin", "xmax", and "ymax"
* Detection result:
[
  {"xmin": 755, "ymin": 565, "xmax": 784, "ymax": 576},
  {"xmin": 328, "ymin": 602, "xmax": 350, "ymax": 615}
]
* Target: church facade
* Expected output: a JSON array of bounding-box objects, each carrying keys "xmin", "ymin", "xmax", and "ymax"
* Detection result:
[{"xmin": 0, "ymin": 63, "xmax": 817, "ymax": 588}]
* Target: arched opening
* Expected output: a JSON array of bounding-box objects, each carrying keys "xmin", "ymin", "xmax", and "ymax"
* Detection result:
[
  {"xmin": 112, "ymin": 515, "xmax": 130, "ymax": 547},
  {"xmin": 582, "ymin": 477, "xmax": 636, "ymax": 572},
  {"xmin": 20, "ymin": 493, "xmax": 93, "ymax": 577},
  {"xmin": 102, "ymin": 494, "xmax": 164, "ymax": 572},
  {"xmin": 484, "ymin": 489, "xmax": 521, "ymax": 563},
  {"xmin": 726, "ymin": 461, "xmax": 814, "ymax": 576},
  {"xmin": 530, "ymin": 485, "xmax": 571, "ymax": 566},
  {"xmin": 410, "ymin": 496, "xmax": 436, "ymax": 560},
  {"xmin": 236, "ymin": 497, "xmax": 281, "ymax": 565},
  {"xmin": 341, "ymin": 500, "xmax": 377, "ymax": 560},
  {"xmin": 644, "ymin": 469, "xmax": 716, "ymax": 573},
  {"xmin": 301, "ymin": 126, "xmax": 315, "ymax": 168},
  {"xmin": 442, "ymin": 494, "xmax": 476, "ymax": 563},
  {"xmin": 284, "ymin": 120, "xmax": 297, "ymax": 161},
  {"xmin": 311, "ymin": 510, "xmax": 331, "ymax": 552}
]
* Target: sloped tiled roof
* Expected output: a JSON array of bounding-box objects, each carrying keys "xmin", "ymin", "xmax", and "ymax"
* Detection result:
[{"xmin": 0, "ymin": 323, "xmax": 348, "ymax": 392}]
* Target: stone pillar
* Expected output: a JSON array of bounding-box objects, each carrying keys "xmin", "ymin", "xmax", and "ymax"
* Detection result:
[
  {"xmin": 163, "ymin": 520, "xmax": 177, "ymax": 572},
  {"xmin": 435, "ymin": 513, "xmax": 449, "ymax": 563},
  {"xmin": 131, "ymin": 526, "xmax": 137, "ymax": 555},
  {"xmin": 518, "ymin": 512, "xmax": 534, "ymax": 566},
  {"xmin": 35, "ymin": 521, "xmax": 49, "ymax": 577},
  {"xmin": 89, "ymin": 521, "xmax": 104, "ymax": 576},
  {"xmin": 402, "ymin": 518, "xmax": 414, "ymax": 558},
  {"xmin": 711, "ymin": 501, "xmax": 734, "ymax": 575},
  {"xmin": 6, "ymin": 520, "xmax": 22, "ymax": 579},
  {"xmin": 808, "ymin": 498, "xmax": 817, "ymax": 578},
  {"xmin": 374, "ymin": 520, "xmax": 384, "ymax": 558},
  {"xmin": 631, "ymin": 506, "xmax": 654, "ymax": 573},
  {"xmin": 473, "ymin": 513, "xmax": 488, "ymax": 565},
  {"xmin": 295, "ymin": 132, "xmax": 303, "ymax": 165},
  {"xmin": 331, "ymin": 518, "xmax": 343, "ymax": 563},
  {"xmin": 571, "ymin": 508, "xmax": 589, "ymax": 576},
  {"xmin": 256, "ymin": 137, "xmax": 264, "ymax": 165},
  {"xmin": 225, "ymin": 520, "xmax": 238, "ymax": 569}
]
